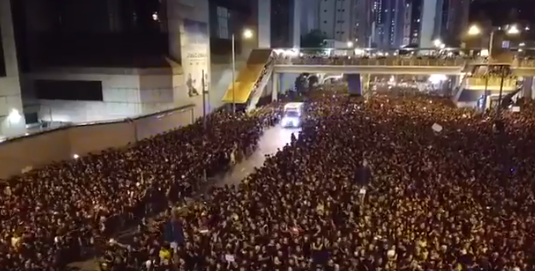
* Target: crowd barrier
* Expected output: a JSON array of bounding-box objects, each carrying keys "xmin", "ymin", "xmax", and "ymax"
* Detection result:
[{"xmin": 0, "ymin": 105, "xmax": 195, "ymax": 179}]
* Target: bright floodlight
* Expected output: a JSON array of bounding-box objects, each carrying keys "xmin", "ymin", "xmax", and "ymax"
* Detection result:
[
  {"xmin": 73, "ymin": 154, "xmax": 79, "ymax": 159},
  {"xmin": 507, "ymin": 25, "xmax": 520, "ymax": 35},
  {"xmin": 347, "ymin": 41, "xmax": 354, "ymax": 47},
  {"xmin": 243, "ymin": 29, "xmax": 253, "ymax": 39},
  {"xmin": 433, "ymin": 39, "xmax": 442, "ymax": 47},
  {"xmin": 429, "ymin": 74, "xmax": 447, "ymax": 84},
  {"xmin": 7, "ymin": 108, "xmax": 21, "ymax": 123},
  {"xmin": 467, "ymin": 25, "xmax": 481, "ymax": 36}
]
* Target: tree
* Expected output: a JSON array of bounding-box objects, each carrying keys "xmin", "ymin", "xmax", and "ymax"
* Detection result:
[
  {"xmin": 300, "ymin": 29, "xmax": 328, "ymax": 49},
  {"xmin": 308, "ymin": 75, "xmax": 319, "ymax": 90}
]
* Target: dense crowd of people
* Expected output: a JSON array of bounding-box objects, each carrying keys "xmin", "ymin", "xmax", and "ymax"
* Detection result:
[
  {"xmin": 0, "ymin": 109, "xmax": 278, "ymax": 271},
  {"xmin": 4, "ymin": 89, "xmax": 535, "ymax": 271},
  {"xmin": 96, "ymin": 94, "xmax": 535, "ymax": 271}
]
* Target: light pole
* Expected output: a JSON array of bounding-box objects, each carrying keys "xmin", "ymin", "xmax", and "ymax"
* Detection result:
[
  {"xmin": 231, "ymin": 28, "xmax": 254, "ymax": 113},
  {"xmin": 467, "ymin": 24, "xmax": 521, "ymax": 114}
]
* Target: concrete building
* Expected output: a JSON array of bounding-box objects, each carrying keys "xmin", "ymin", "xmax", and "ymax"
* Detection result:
[
  {"xmin": 419, "ymin": 0, "xmax": 439, "ymax": 48},
  {"xmin": 417, "ymin": 0, "xmax": 469, "ymax": 47},
  {"xmin": 355, "ymin": 0, "xmax": 373, "ymax": 47},
  {"xmin": 0, "ymin": 0, "xmax": 25, "ymax": 138},
  {"xmin": 319, "ymin": 0, "xmax": 355, "ymax": 42},
  {"xmin": 0, "ymin": 0, "xmax": 259, "ymax": 139},
  {"xmin": 271, "ymin": 0, "xmax": 301, "ymax": 48},
  {"xmin": 371, "ymin": 0, "xmax": 407, "ymax": 49},
  {"xmin": 300, "ymin": 0, "xmax": 320, "ymax": 36},
  {"xmin": 444, "ymin": 0, "xmax": 470, "ymax": 43}
]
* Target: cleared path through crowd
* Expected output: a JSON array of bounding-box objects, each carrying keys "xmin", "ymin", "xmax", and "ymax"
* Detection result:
[
  {"xmin": 216, "ymin": 124, "xmax": 301, "ymax": 186},
  {"xmin": 70, "ymin": 124, "xmax": 300, "ymax": 271}
]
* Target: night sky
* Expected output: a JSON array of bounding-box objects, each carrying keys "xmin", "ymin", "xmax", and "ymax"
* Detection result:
[{"xmin": 470, "ymin": 0, "xmax": 535, "ymax": 25}]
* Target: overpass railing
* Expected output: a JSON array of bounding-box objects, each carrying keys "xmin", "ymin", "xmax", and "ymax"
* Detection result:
[
  {"xmin": 274, "ymin": 56, "xmax": 469, "ymax": 66},
  {"xmin": 515, "ymin": 59, "xmax": 535, "ymax": 68}
]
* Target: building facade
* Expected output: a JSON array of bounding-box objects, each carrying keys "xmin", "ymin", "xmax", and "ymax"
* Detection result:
[
  {"xmin": 318, "ymin": 0, "xmax": 355, "ymax": 43},
  {"xmin": 355, "ymin": 0, "xmax": 373, "ymax": 47},
  {"xmin": 370, "ymin": 0, "xmax": 407, "ymax": 49}
]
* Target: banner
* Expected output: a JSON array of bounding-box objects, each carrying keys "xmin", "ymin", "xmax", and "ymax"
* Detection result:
[
  {"xmin": 347, "ymin": 74, "xmax": 362, "ymax": 95},
  {"xmin": 182, "ymin": 19, "xmax": 209, "ymax": 97},
  {"xmin": 163, "ymin": 219, "xmax": 184, "ymax": 244}
]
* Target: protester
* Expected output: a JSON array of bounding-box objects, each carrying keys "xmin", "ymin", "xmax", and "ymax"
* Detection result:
[
  {"xmin": 100, "ymin": 93, "xmax": 535, "ymax": 271},
  {"xmin": 0, "ymin": 110, "xmax": 275, "ymax": 271},
  {"xmin": 4, "ymin": 88, "xmax": 535, "ymax": 271}
]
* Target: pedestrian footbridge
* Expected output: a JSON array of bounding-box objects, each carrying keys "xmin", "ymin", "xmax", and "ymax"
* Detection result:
[{"xmin": 221, "ymin": 49, "xmax": 535, "ymax": 109}]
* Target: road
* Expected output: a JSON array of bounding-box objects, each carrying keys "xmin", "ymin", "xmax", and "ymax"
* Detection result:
[{"xmin": 217, "ymin": 124, "xmax": 301, "ymax": 186}]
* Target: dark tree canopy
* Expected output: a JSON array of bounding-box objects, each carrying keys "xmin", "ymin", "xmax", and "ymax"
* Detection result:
[{"xmin": 301, "ymin": 29, "xmax": 327, "ymax": 48}]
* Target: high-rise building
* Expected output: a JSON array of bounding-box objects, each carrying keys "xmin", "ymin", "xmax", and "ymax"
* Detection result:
[
  {"xmin": 318, "ymin": 0, "xmax": 355, "ymax": 42},
  {"xmin": 419, "ymin": 0, "xmax": 438, "ymax": 47},
  {"xmin": 370, "ymin": 0, "xmax": 406, "ymax": 49},
  {"xmin": 398, "ymin": 0, "xmax": 468, "ymax": 47},
  {"xmin": 406, "ymin": 0, "xmax": 422, "ymax": 45},
  {"xmin": 271, "ymin": 0, "xmax": 301, "ymax": 48},
  {"xmin": 444, "ymin": 0, "xmax": 470, "ymax": 43},
  {"xmin": 418, "ymin": 0, "xmax": 469, "ymax": 47},
  {"xmin": 355, "ymin": 0, "xmax": 373, "ymax": 47},
  {"xmin": 300, "ymin": 0, "xmax": 319, "ymax": 35}
]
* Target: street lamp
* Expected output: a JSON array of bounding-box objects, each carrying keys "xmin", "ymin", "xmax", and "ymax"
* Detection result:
[
  {"xmin": 347, "ymin": 41, "xmax": 354, "ymax": 48},
  {"xmin": 433, "ymin": 39, "xmax": 442, "ymax": 48},
  {"xmin": 231, "ymin": 28, "xmax": 254, "ymax": 113},
  {"xmin": 467, "ymin": 24, "xmax": 521, "ymax": 115}
]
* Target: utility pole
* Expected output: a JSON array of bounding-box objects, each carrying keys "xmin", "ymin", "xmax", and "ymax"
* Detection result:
[
  {"xmin": 202, "ymin": 69, "xmax": 207, "ymax": 130},
  {"xmin": 201, "ymin": 70, "xmax": 208, "ymax": 183}
]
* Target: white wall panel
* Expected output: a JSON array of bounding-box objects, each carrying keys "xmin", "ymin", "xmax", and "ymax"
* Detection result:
[{"xmin": 0, "ymin": 0, "xmax": 24, "ymax": 138}]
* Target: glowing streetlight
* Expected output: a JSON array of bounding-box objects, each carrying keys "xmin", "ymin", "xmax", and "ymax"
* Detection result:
[
  {"xmin": 7, "ymin": 109, "xmax": 21, "ymax": 123},
  {"xmin": 507, "ymin": 25, "xmax": 520, "ymax": 35},
  {"xmin": 231, "ymin": 28, "xmax": 254, "ymax": 112},
  {"xmin": 467, "ymin": 23, "xmax": 522, "ymax": 116},
  {"xmin": 347, "ymin": 41, "xmax": 354, "ymax": 48},
  {"xmin": 467, "ymin": 25, "xmax": 481, "ymax": 36},
  {"xmin": 242, "ymin": 29, "xmax": 253, "ymax": 39},
  {"xmin": 433, "ymin": 39, "xmax": 443, "ymax": 48}
]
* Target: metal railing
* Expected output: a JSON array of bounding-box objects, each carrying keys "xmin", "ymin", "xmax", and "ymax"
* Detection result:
[
  {"xmin": 274, "ymin": 56, "xmax": 469, "ymax": 66},
  {"xmin": 0, "ymin": 104, "xmax": 195, "ymax": 145},
  {"xmin": 515, "ymin": 60, "xmax": 535, "ymax": 68}
]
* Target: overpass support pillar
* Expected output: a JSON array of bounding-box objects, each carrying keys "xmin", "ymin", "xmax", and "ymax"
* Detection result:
[
  {"xmin": 272, "ymin": 73, "xmax": 279, "ymax": 101},
  {"xmin": 522, "ymin": 76, "xmax": 534, "ymax": 100},
  {"xmin": 317, "ymin": 73, "xmax": 325, "ymax": 84},
  {"xmin": 452, "ymin": 75, "xmax": 461, "ymax": 87},
  {"xmin": 361, "ymin": 74, "xmax": 370, "ymax": 95},
  {"xmin": 280, "ymin": 73, "xmax": 299, "ymax": 94}
]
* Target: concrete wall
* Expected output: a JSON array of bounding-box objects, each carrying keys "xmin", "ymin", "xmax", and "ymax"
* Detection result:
[
  {"xmin": 23, "ymin": 67, "xmax": 203, "ymax": 123},
  {"xmin": 0, "ymin": 106, "xmax": 194, "ymax": 179},
  {"xmin": 167, "ymin": 0, "xmax": 209, "ymax": 119},
  {"xmin": 0, "ymin": 0, "xmax": 25, "ymax": 138},
  {"xmin": 25, "ymin": 70, "xmax": 143, "ymax": 122},
  {"xmin": 257, "ymin": 0, "xmax": 271, "ymax": 48}
]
